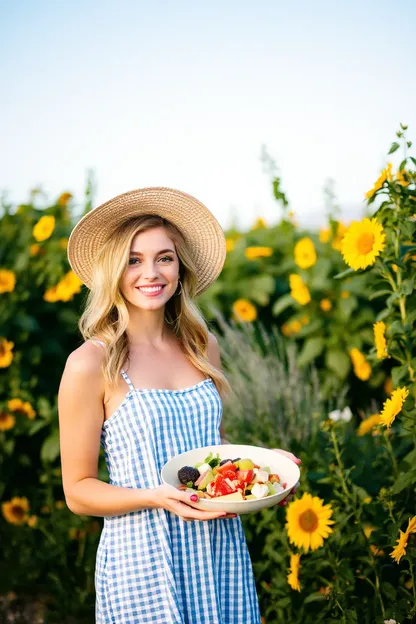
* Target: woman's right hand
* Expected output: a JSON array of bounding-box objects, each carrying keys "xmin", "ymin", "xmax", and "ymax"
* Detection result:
[{"xmin": 150, "ymin": 484, "xmax": 236, "ymax": 521}]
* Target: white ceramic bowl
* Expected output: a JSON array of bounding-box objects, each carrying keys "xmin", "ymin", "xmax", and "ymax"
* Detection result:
[{"xmin": 160, "ymin": 444, "xmax": 300, "ymax": 515}]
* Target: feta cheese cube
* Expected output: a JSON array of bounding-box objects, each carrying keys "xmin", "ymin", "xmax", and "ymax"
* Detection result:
[
  {"xmin": 253, "ymin": 470, "xmax": 269, "ymax": 483},
  {"xmin": 197, "ymin": 463, "xmax": 212, "ymax": 475},
  {"xmin": 251, "ymin": 483, "xmax": 269, "ymax": 498},
  {"xmin": 272, "ymin": 482, "xmax": 284, "ymax": 494}
]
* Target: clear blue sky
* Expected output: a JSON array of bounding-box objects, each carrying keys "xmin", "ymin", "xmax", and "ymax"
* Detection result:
[{"xmin": 1, "ymin": 0, "xmax": 415, "ymax": 229}]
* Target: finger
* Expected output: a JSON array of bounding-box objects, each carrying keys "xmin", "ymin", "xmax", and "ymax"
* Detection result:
[
  {"xmin": 169, "ymin": 500, "xmax": 228, "ymax": 521},
  {"xmin": 291, "ymin": 481, "xmax": 301, "ymax": 495},
  {"xmin": 272, "ymin": 449, "xmax": 301, "ymax": 465}
]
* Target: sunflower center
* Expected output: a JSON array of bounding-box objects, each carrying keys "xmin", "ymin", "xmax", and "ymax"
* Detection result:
[
  {"xmin": 299, "ymin": 509, "xmax": 319, "ymax": 532},
  {"xmin": 11, "ymin": 505, "xmax": 25, "ymax": 519},
  {"xmin": 357, "ymin": 233, "xmax": 375, "ymax": 255}
]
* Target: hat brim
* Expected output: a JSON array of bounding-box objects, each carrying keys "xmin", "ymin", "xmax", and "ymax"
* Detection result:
[{"xmin": 67, "ymin": 187, "xmax": 226, "ymax": 296}]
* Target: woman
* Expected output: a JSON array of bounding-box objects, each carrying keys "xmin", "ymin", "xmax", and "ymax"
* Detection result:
[{"xmin": 58, "ymin": 187, "xmax": 300, "ymax": 624}]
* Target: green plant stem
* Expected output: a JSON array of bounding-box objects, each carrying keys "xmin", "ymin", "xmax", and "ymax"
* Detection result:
[
  {"xmin": 409, "ymin": 557, "xmax": 416, "ymax": 601},
  {"xmin": 330, "ymin": 429, "xmax": 351, "ymax": 501},
  {"xmin": 383, "ymin": 431, "xmax": 399, "ymax": 478},
  {"xmin": 373, "ymin": 563, "xmax": 386, "ymax": 617}
]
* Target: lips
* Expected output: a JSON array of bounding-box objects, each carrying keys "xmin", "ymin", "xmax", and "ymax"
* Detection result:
[{"xmin": 135, "ymin": 285, "xmax": 166, "ymax": 296}]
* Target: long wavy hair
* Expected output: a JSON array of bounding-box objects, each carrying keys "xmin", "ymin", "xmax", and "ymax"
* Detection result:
[{"xmin": 78, "ymin": 214, "xmax": 232, "ymax": 399}]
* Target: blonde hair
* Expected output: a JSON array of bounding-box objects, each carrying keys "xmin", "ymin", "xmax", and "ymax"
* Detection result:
[{"xmin": 78, "ymin": 215, "xmax": 232, "ymax": 399}]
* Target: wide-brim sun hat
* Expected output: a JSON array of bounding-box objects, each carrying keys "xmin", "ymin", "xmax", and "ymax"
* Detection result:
[{"xmin": 67, "ymin": 187, "xmax": 226, "ymax": 296}]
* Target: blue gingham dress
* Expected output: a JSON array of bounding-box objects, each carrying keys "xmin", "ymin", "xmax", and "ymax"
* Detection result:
[{"xmin": 95, "ymin": 365, "xmax": 261, "ymax": 624}]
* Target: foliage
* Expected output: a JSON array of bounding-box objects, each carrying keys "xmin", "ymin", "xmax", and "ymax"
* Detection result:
[
  {"xmin": 218, "ymin": 316, "xmax": 416, "ymax": 624},
  {"xmin": 1, "ymin": 130, "xmax": 415, "ymax": 622}
]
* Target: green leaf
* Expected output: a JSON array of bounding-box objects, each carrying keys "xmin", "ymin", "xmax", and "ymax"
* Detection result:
[
  {"xmin": 391, "ymin": 470, "xmax": 415, "ymax": 494},
  {"xmin": 369, "ymin": 289, "xmax": 392, "ymax": 301},
  {"xmin": 272, "ymin": 293, "xmax": 294, "ymax": 317},
  {"xmin": 388, "ymin": 142, "xmax": 400, "ymax": 154},
  {"xmin": 297, "ymin": 337, "xmax": 324, "ymax": 367},
  {"xmin": 334, "ymin": 267, "xmax": 356, "ymax": 280},
  {"xmin": 41, "ymin": 429, "xmax": 60, "ymax": 463},
  {"xmin": 391, "ymin": 364, "xmax": 409, "ymax": 387},
  {"xmin": 338, "ymin": 296, "xmax": 357, "ymax": 321},
  {"xmin": 325, "ymin": 349, "xmax": 351, "ymax": 379},
  {"xmin": 381, "ymin": 582, "xmax": 397, "ymax": 601},
  {"xmin": 399, "ymin": 278, "xmax": 415, "ymax": 296},
  {"xmin": 303, "ymin": 592, "xmax": 326, "ymax": 604},
  {"xmin": 28, "ymin": 419, "xmax": 49, "ymax": 436}
]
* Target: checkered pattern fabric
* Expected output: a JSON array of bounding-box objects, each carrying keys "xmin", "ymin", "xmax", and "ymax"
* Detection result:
[{"xmin": 94, "ymin": 365, "xmax": 261, "ymax": 623}]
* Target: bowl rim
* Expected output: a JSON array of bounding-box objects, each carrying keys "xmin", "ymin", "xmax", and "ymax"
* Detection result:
[{"xmin": 161, "ymin": 443, "xmax": 300, "ymax": 505}]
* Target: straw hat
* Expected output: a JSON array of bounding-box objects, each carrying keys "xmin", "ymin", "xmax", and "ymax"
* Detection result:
[{"xmin": 67, "ymin": 187, "xmax": 226, "ymax": 296}]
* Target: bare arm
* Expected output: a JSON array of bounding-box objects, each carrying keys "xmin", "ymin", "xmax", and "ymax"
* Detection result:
[
  {"xmin": 58, "ymin": 342, "xmax": 228, "ymax": 521},
  {"xmin": 207, "ymin": 331, "xmax": 232, "ymax": 445}
]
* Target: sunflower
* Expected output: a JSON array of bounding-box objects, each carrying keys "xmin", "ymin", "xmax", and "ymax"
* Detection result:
[
  {"xmin": 365, "ymin": 163, "xmax": 393, "ymax": 199},
  {"xmin": 396, "ymin": 168, "xmax": 409, "ymax": 187},
  {"xmin": 289, "ymin": 274, "xmax": 311, "ymax": 306},
  {"xmin": 29, "ymin": 243, "xmax": 41, "ymax": 256},
  {"xmin": 286, "ymin": 492, "xmax": 334, "ymax": 552},
  {"xmin": 332, "ymin": 222, "xmax": 348, "ymax": 252},
  {"xmin": 251, "ymin": 217, "xmax": 267, "ymax": 230},
  {"xmin": 294, "ymin": 238, "xmax": 317, "ymax": 269},
  {"xmin": 287, "ymin": 553, "xmax": 301, "ymax": 591},
  {"xmin": 281, "ymin": 319, "xmax": 303, "ymax": 337},
  {"xmin": 57, "ymin": 192, "xmax": 72, "ymax": 206},
  {"xmin": 380, "ymin": 387, "xmax": 409, "ymax": 427},
  {"xmin": 374, "ymin": 321, "xmax": 388, "ymax": 359},
  {"xmin": 226, "ymin": 238, "xmax": 235, "ymax": 253},
  {"xmin": 8, "ymin": 398, "xmax": 36, "ymax": 420},
  {"xmin": 350, "ymin": 348, "xmax": 371, "ymax": 381},
  {"xmin": 320, "ymin": 298, "xmax": 332, "ymax": 312},
  {"xmin": 2, "ymin": 496, "xmax": 30, "ymax": 525},
  {"xmin": 244, "ymin": 246, "xmax": 273, "ymax": 260},
  {"xmin": 0, "ymin": 269, "xmax": 16, "ymax": 294},
  {"xmin": 357, "ymin": 413, "xmax": 381, "ymax": 436},
  {"xmin": 341, "ymin": 218, "xmax": 386, "ymax": 270},
  {"xmin": 27, "ymin": 515, "xmax": 38, "ymax": 528},
  {"xmin": 319, "ymin": 228, "xmax": 330, "ymax": 243},
  {"xmin": 232, "ymin": 299, "xmax": 257, "ymax": 323},
  {"xmin": 32, "ymin": 215, "xmax": 55, "ymax": 242},
  {"xmin": 390, "ymin": 516, "xmax": 416, "ymax": 563},
  {"xmin": 0, "ymin": 411, "xmax": 15, "ymax": 431},
  {"xmin": 0, "ymin": 338, "xmax": 14, "ymax": 368}
]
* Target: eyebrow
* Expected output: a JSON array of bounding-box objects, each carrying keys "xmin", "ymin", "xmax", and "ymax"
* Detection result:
[{"xmin": 129, "ymin": 248, "xmax": 176, "ymax": 256}]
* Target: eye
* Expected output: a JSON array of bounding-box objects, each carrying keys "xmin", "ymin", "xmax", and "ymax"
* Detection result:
[{"xmin": 128, "ymin": 256, "xmax": 174, "ymax": 265}]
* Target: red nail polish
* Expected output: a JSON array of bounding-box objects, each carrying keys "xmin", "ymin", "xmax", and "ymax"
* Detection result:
[{"xmin": 190, "ymin": 494, "xmax": 198, "ymax": 502}]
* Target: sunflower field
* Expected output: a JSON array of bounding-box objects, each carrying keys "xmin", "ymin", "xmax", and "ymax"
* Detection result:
[{"xmin": 1, "ymin": 128, "xmax": 416, "ymax": 623}]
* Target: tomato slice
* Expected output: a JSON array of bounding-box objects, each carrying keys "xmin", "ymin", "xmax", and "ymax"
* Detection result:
[
  {"xmin": 216, "ymin": 462, "xmax": 238, "ymax": 475},
  {"xmin": 211, "ymin": 474, "xmax": 235, "ymax": 497},
  {"xmin": 236, "ymin": 469, "xmax": 254, "ymax": 484}
]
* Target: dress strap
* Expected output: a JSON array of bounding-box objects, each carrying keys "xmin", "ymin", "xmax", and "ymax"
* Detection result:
[{"xmin": 121, "ymin": 369, "xmax": 135, "ymax": 392}]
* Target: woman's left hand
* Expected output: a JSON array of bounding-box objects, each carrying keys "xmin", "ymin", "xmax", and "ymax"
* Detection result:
[{"xmin": 271, "ymin": 448, "xmax": 301, "ymax": 508}]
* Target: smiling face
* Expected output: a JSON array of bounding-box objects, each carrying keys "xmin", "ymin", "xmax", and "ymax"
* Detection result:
[{"xmin": 120, "ymin": 226, "xmax": 180, "ymax": 311}]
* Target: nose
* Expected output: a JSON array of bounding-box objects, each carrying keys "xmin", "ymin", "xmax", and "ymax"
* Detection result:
[{"xmin": 141, "ymin": 260, "xmax": 160, "ymax": 280}]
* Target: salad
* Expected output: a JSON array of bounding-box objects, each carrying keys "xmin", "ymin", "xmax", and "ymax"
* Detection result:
[{"xmin": 177, "ymin": 451, "xmax": 287, "ymax": 501}]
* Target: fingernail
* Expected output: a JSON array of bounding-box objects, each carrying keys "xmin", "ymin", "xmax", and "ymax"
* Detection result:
[
  {"xmin": 190, "ymin": 494, "xmax": 198, "ymax": 502},
  {"xmin": 230, "ymin": 513, "xmax": 237, "ymax": 518},
  {"xmin": 290, "ymin": 487, "xmax": 296, "ymax": 495},
  {"xmin": 295, "ymin": 458, "xmax": 302, "ymax": 465}
]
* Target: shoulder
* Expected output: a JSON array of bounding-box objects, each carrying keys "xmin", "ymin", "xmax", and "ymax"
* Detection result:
[
  {"xmin": 63, "ymin": 340, "xmax": 106, "ymax": 380},
  {"xmin": 207, "ymin": 331, "xmax": 221, "ymax": 369}
]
